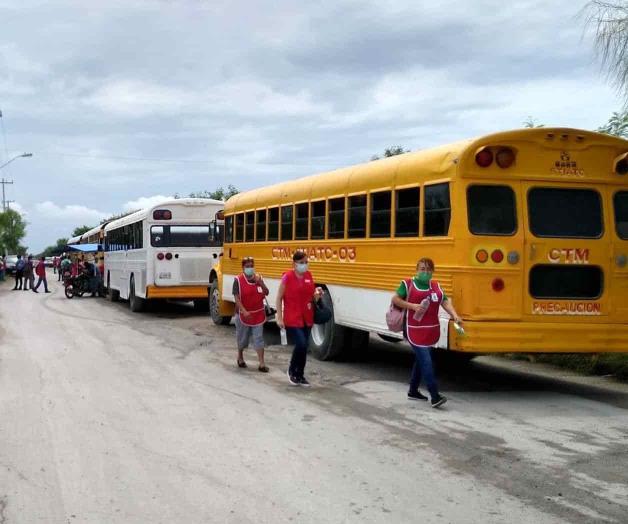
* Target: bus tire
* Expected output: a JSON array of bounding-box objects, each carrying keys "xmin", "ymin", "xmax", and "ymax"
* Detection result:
[
  {"xmin": 210, "ymin": 280, "xmax": 231, "ymax": 325},
  {"xmin": 309, "ymin": 289, "xmax": 348, "ymax": 361},
  {"xmin": 129, "ymin": 275, "xmax": 145, "ymax": 313},
  {"xmin": 194, "ymin": 299, "xmax": 210, "ymax": 313},
  {"xmin": 107, "ymin": 273, "xmax": 119, "ymax": 302}
]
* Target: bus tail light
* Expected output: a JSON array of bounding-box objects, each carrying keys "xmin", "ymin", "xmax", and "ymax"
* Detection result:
[
  {"xmin": 475, "ymin": 148, "xmax": 493, "ymax": 168},
  {"xmin": 491, "ymin": 249, "xmax": 504, "ymax": 263},
  {"xmin": 492, "ymin": 278, "xmax": 505, "ymax": 292},
  {"xmin": 614, "ymin": 153, "xmax": 628, "ymax": 175},
  {"xmin": 476, "ymin": 249, "xmax": 489, "ymax": 263},
  {"xmin": 495, "ymin": 147, "xmax": 515, "ymax": 168},
  {"xmin": 165, "ymin": 252, "xmax": 173, "ymax": 260},
  {"xmin": 157, "ymin": 253, "xmax": 165, "ymax": 260}
]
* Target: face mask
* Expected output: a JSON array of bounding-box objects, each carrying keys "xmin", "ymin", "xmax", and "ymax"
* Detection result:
[
  {"xmin": 416, "ymin": 271, "xmax": 432, "ymax": 284},
  {"xmin": 243, "ymin": 267, "xmax": 255, "ymax": 277},
  {"xmin": 295, "ymin": 262, "xmax": 308, "ymax": 274}
]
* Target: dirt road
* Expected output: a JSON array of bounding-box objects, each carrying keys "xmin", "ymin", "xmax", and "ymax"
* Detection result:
[{"xmin": 0, "ymin": 274, "xmax": 627, "ymax": 523}]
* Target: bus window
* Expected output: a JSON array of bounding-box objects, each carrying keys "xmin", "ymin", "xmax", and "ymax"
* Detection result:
[
  {"xmin": 467, "ymin": 185, "xmax": 516, "ymax": 236},
  {"xmin": 235, "ymin": 213, "xmax": 244, "ymax": 243},
  {"xmin": 370, "ymin": 191, "xmax": 391, "ymax": 238},
  {"xmin": 328, "ymin": 197, "xmax": 345, "ymax": 239},
  {"xmin": 225, "ymin": 215, "xmax": 234, "ymax": 243},
  {"xmin": 245, "ymin": 211, "xmax": 254, "ymax": 242},
  {"xmin": 348, "ymin": 195, "xmax": 366, "ymax": 238},
  {"xmin": 256, "ymin": 209, "xmax": 266, "ymax": 241},
  {"xmin": 311, "ymin": 200, "xmax": 325, "ymax": 240},
  {"xmin": 151, "ymin": 225, "xmax": 214, "ymax": 247},
  {"xmin": 529, "ymin": 188, "xmax": 602, "ymax": 238},
  {"xmin": 281, "ymin": 205, "xmax": 294, "ymax": 241},
  {"xmin": 268, "ymin": 208, "xmax": 279, "ymax": 240},
  {"xmin": 614, "ymin": 191, "xmax": 628, "ymax": 239},
  {"xmin": 395, "ymin": 187, "xmax": 419, "ymax": 237},
  {"xmin": 424, "ymin": 183, "xmax": 451, "ymax": 237},
  {"xmin": 295, "ymin": 203, "xmax": 309, "ymax": 240}
]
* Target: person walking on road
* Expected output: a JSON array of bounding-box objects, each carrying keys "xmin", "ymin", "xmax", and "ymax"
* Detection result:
[
  {"xmin": 233, "ymin": 256, "xmax": 269, "ymax": 372},
  {"xmin": 392, "ymin": 257, "xmax": 462, "ymax": 408},
  {"xmin": 52, "ymin": 256, "xmax": 59, "ymax": 275},
  {"xmin": 59, "ymin": 255, "xmax": 71, "ymax": 281},
  {"xmin": 33, "ymin": 257, "xmax": 50, "ymax": 293},
  {"xmin": 23, "ymin": 255, "xmax": 35, "ymax": 291},
  {"xmin": 13, "ymin": 255, "xmax": 24, "ymax": 290},
  {"xmin": 276, "ymin": 251, "xmax": 323, "ymax": 387}
]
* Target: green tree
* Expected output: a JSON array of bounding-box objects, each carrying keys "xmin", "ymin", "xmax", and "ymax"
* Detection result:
[
  {"xmin": 186, "ymin": 185, "xmax": 240, "ymax": 201},
  {"xmin": 72, "ymin": 225, "xmax": 92, "ymax": 237},
  {"xmin": 370, "ymin": 146, "xmax": 409, "ymax": 161},
  {"xmin": 0, "ymin": 209, "xmax": 27, "ymax": 254},
  {"xmin": 39, "ymin": 237, "xmax": 69, "ymax": 257},
  {"xmin": 597, "ymin": 109, "xmax": 628, "ymax": 136},
  {"xmin": 585, "ymin": 1, "xmax": 628, "ymax": 98},
  {"xmin": 523, "ymin": 116, "xmax": 544, "ymax": 128}
]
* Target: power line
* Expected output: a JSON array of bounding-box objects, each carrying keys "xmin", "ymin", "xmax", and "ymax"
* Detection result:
[{"xmin": 1, "ymin": 178, "xmax": 14, "ymax": 211}]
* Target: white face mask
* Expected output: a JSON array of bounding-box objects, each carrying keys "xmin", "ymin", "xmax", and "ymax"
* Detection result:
[{"xmin": 295, "ymin": 262, "xmax": 308, "ymax": 273}]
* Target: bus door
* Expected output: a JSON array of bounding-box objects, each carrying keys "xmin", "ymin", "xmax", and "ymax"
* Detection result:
[
  {"xmin": 522, "ymin": 183, "xmax": 609, "ymax": 320},
  {"xmin": 609, "ymin": 189, "xmax": 628, "ymax": 320}
]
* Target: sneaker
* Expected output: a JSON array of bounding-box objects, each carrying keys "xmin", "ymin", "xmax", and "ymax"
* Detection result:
[
  {"xmin": 299, "ymin": 377, "xmax": 311, "ymax": 387},
  {"xmin": 407, "ymin": 390, "xmax": 428, "ymax": 401},
  {"xmin": 286, "ymin": 370, "xmax": 299, "ymax": 386},
  {"xmin": 32, "ymin": 289, "xmax": 38, "ymax": 293},
  {"xmin": 431, "ymin": 395, "xmax": 448, "ymax": 409},
  {"xmin": 45, "ymin": 291, "xmax": 51, "ymax": 293}
]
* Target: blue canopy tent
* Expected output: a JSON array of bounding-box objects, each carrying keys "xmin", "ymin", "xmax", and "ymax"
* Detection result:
[{"xmin": 66, "ymin": 243, "xmax": 102, "ymax": 253}]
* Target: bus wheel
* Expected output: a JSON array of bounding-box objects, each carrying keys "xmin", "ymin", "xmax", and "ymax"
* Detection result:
[
  {"xmin": 129, "ymin": 275, "xmax": 145, "ymax": 312},
  {"xmin": 309, "ymin": 290, "xmax": 348, "ymax": 361},
  {"xmin": 107, "ymin": 273, "xmax": 119, "ymax": 302},
  {"xmin": 210, "ymin": 280, "xmax": 231, "ymax": 325},
  {"xmin": 194, "ymin": 299, "xmax": 210, "ymax": 313}
]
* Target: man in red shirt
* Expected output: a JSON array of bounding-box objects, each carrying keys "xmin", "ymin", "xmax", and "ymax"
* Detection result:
[{"xmin": 33, "ymin": 257, "xmax": 50, "ymax": 293}]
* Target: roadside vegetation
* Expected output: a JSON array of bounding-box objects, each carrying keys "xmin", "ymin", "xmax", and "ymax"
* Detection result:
[{"xmin": 506, "ymin": 353, "xmax": 628, "ymax": 382}]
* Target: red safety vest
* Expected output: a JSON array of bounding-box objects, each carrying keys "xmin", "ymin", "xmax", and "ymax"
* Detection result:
[
  {"xmin": 405, "ymin": 279, "xmax": 444, "ymax": 347},
  {"xmin": 236, "ymin": 274, "xmax": 266, "ymax": 326},
  {"xmin": 282, "ymin": 270, "xmax": 315, "ymax": 328}
]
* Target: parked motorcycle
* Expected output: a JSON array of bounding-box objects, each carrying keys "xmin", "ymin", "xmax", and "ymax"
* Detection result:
[{"xmin": 64, "ymin": 275, "xmax": 91, "ymax": 299}]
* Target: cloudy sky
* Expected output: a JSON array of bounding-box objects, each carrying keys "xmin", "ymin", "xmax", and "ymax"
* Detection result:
[{"xmin": 0, "ymin": 0, "xmax": 621, "ymax": 252}]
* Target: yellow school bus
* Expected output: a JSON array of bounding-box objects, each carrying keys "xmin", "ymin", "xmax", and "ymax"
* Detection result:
[{"xmin": 210, "ymin": 128, "xmax": 628, "ymax": 360}]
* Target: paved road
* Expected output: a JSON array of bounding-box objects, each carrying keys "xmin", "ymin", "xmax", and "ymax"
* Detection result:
[{"xmin": 0, "ymin": 273, "xmax": 627, "ymax": 523}]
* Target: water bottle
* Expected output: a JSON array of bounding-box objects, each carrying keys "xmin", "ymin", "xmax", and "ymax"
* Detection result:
[
  {"xmin": 413, "ymin": 298, "xmax": 431, "ymax": 321},
  {"xmin": 453, "ymin": 321, "xmax": 465, "ymax": 336},
  {"xmin": 280, "ymin": 328, "xmax": 288, "ymax": 345}
]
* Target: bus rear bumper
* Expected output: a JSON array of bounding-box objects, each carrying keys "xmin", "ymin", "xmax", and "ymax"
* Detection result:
[
  {"xmin": 146, "ymin": 285, "xmax": 209, "ymax": 300},
  {"xmin": 450, "ymin": 321, "xmax": 628, "ymax": 353}
]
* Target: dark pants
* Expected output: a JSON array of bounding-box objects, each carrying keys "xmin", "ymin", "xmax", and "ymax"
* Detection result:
[
  {"xmin": 14, "ymin": 270, "xmax": 23, "ymax": 289},
  {"xmin": 34, "ymin": 276, "xmax": 48, "ymax": 292},
  {"xmin": 409, "ymin": 344, "xmax": 439, "ymax": 398},
  {"xmin": 23, "ymin": 273, "xmax": 34, "ymax": 290},
  {"xmin": 287, "ymin": 326, "xmax": 312, "ymax": 379}
]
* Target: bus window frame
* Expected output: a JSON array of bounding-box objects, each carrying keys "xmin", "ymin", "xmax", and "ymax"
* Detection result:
[
  {"xmin": 280, "ymin": 204, "xmax": 294, "ymax": 241},
  {"xmin": 368, "ymin": 188, "xmax": 392, "ymax": 239},
  {"xmin": 466, "ymin": 183, "xmax": 518, "ymax": 237},
  {"xmin": 347, "ymin": 192, "xmax": 367, "ymax": 239},
  {"xmin": 327, "ymin": 195, "xmax": 347, "ymax": 240},
  {"xmin": 235, "ymin": 213, "xmax": 244, "ymax": 243},
  {"xmin": 255, "ymin": 208, "xmax": 267, "ymax": 242},
  {"xmin": 613, "ymin": 190, "xmax": 628, "ymax": 240},
  {"xmin": 268, "ymin": 206, "xmax": 279, "ymax": 241},
  {"xmin": 394, "ymin": 184, "xmax": 420, "ymax": 238},
  {"xmin": 244, "ymin": 210, "xmax": 255, "ymax": 243},
  {"xmin": 423, "ymin": 181, "xmax": 452, "ymax": 237},
  {"xmin": 310, "ymin": 199, "xmax": 326, "ymax": 240},
  {"xmin": 295, "ymin": 200, "xmax": 310, "ymax": 241}
]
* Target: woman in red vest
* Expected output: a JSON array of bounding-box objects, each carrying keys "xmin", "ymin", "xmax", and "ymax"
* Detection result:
[
  {"xmin": 392, "ymin": 258, "xmax": 462, "ymax": 408},
  {"xmin": 233, "ymin": 257, "xmax": 269, "ymax": 372},
  {"xmin": 276, "ymin": 251, "xmax": 323, "ymax": 386}
]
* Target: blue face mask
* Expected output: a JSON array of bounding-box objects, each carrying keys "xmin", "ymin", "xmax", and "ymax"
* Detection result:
[
  {"xmin": 244, "ymin": 267, "xmax": 255, "ymax": 277},
  {"xmin": 295, "ymin": 262, "xmax": 308, "ymax": 274}
]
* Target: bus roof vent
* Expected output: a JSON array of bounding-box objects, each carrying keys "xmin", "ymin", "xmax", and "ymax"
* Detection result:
[{"xmin": 545, "ymin": 133, "xmax": 555, "ymax": 140}]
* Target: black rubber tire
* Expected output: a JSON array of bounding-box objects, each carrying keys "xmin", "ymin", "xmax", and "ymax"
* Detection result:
[
  {"xmin": 309, "ymin": 290, "xmax": 349, "ymax": 361},
  {"xmin": 64, "ymin": 285, "xmax": 74, "ymax": 299},
  {"xmin": 129, "ymin": 275, "xmax": 145, "ymax": 313},
  {"xmin": 194, "ymin": 299, "xmax": 210, "ymax": 313},
  {"xmin": 106, "ymin": 273, "xmax": 119, "ymax": 302},
  {"xmin": 210, "ymin": 279, "xmax": 232, "ymax": 325},
  {"xmin": 378, "ymin": 333, "xmax": 402, "ymax": 343}
]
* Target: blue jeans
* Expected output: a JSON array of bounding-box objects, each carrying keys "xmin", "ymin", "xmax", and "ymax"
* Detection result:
[
  {"xmin": 409, "ymin": 344, "xmax": 439, "ymax": 398},
  {"xmin": 287, "ymin": 326, "xmax": 312, "ymax": 379}
]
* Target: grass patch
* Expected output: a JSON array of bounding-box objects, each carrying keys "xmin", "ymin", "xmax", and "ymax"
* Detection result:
[{"xmin": 504, "ymin": 353, "xmax": 628, "ymax": 382}]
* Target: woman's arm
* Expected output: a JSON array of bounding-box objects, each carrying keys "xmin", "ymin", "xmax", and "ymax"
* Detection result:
[
  {"xmin": 276, "ymin": 281, "xmax": 286, "ymax": 329},
  {"xmin": 442, "ymin": 298, "xmax": 462, "ymax": 324},
  {"xmin": 255, "ymin": 274, "xmax": 270, "ymax": 296},
  {"xmin": 392, "ymin": 293, "xmax": 423, "ymax": 312},
  {"xmin": 233, "ymin": 294, "xmax": 250, "ymax": 318}
]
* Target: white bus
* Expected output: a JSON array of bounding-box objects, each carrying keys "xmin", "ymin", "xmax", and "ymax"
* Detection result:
[{"xmin": 104, "ymin": 198, "xmax": 224, "ymax": 312}]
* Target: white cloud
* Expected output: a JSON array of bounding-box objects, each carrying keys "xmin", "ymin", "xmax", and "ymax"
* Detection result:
[
  {"xmin": 122, "ymin": 195, "xmax": 173, "ymax": 212},
  {"xmin": 34, "ymin": 201, "xmax": 110, "ymax": 223},
  {"xmin": 6, "ymin": 201, "xmax": 27, "ymax": 216}
]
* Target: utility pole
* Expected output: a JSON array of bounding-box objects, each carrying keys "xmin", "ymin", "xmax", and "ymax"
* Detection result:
[{"xmin": 1, "ymin": 177, "xmax": 13, "ymax": 211}]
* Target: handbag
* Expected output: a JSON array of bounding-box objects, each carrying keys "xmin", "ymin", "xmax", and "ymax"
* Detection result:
[
  {"xmin": 264, "ymin": 298, "xmax": 276, "ymax": 320},
  {"xmin": 386, "ymin": 301, "xmax": 405, "ymax": 332},
  {"xmin": 313, "ymin": 300, "xmax": 332, "ymax": 324}
]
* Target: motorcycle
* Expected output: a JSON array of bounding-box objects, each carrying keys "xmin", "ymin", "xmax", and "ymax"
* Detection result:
[{"xmin": 64, "ymin": 274, "xmax": 91, "ymax": 299}]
